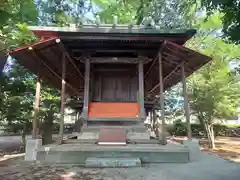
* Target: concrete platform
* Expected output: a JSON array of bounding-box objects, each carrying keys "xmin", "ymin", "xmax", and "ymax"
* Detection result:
[{"xmin": 36, "ymin": 143, "xmax": 189, "ymax": 165}]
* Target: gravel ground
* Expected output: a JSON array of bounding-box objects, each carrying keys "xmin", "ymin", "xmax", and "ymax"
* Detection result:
[{"xmin": 0, "ymin": 152, "xmax": 240, "ymax": 180}]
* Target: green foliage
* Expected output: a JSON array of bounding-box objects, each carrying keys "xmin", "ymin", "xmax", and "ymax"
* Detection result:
[
  {"xmin": 4, "ymin": 24, "xmax": 39, "ymax": 50},
  {"xmin": 0, "ymin": 0, "xmax": 37, "ymax": 26},
  {"xmin": 39, "ymin": 82, "xmax": 60, "ymax": 127},
  {"xmin": 0, "ymin": 0, "xmax": 239, "ymax": 149},
  {"xmin": 1, "ymin": 61, "xmax": 60, "ymax": 136},
  {"xmin": 164, "ymin": 85, "xmax": 183, "ymax": 112},
  {"xmin": 0, "ymin": 62, "xmax": 35, "ymax": 133},
  {"xmin": 167, "ymin": 121, "xmax": 240, "ymax": 137},
  {"xmin": 94, "ymin": 0, "xmax": 195, "ymax": 27},
  {"xmin": 37, "ymin": 0, "xmax": 91, "ymax": 26},
  {"xmin": 167, "ymin": 120, "xmax": 188, "ymax": 136},
  {"xmin": 188, "ymin": 37, "xmax": 240, "ymax": 125},
  {"xmin": 184, "ymin": 12, "xmax": 240, "ymax": 148},
  {"xmin": 201, "ymin": 0, "xmax": 240, "ymax": 43},
  {"xmin": 0, "ymin": 0, "xmax": 38, "ymax": 51}
]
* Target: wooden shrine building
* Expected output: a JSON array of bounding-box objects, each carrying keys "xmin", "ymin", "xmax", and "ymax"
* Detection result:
[{"xmin": 8, "ymin": 23, "xmax": 211, "ymax": 149}]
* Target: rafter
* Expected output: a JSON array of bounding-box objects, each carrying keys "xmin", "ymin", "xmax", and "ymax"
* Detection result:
[
  {"xmin": 28, "ymin": 47, "xmax": 81, "ymax": 96},
  {"xmin": 164, "ymin": 46, "xmax": 188, "ymax": 59},
  {"xmin": 56, "ymin": 39, "xmax": 84, "ymax": 80},
  {"xmin": 72, "ymin": 49, "xmax": 156, "ymax": 53},
  {"xmin": 144, "ymin": 41, "xmax": 166, "ymax": 79},
  {"xmin": 144, "ymin": 54, "xmax": 158, "ymax": 79},
  {"xmin": 75, "ymin": 56, "xmax": 151, "ymax": 64},
  {"xmin": 148, "ymin": 64, "xmax": 181, "ymax": 94}
]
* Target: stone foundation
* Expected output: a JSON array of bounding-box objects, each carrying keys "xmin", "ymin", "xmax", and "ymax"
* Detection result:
[
  {"xmin": 36, "ymin": 143, "xmax": 189, "ymax": 164},
  {"xmin": 25, "ymin": 139, "xmax": 42, "ymax": 161},
  {"xmin": 183, "ymin": 139, "xmax": 200, "ymax": 161}
]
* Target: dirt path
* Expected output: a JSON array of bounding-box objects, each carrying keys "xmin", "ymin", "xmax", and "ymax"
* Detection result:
[
  {"xmin": 0, "ymin": 153, "xmax": 239, "ymax": 180},
  {"xmin": 0, "ymin": 136, "xmax": 239, "ymax": 180}
]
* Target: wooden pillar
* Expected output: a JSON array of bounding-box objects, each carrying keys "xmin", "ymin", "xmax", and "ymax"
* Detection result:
[
  {"xmin": 58, "ymin": 54, "xmax": 66, "ymax": 144},
  {"xmin": 138, "ymin": 58, "xmax": 145, "ymax": 120},
  {"xmin": 83, "ymin": 58, "xmax": 90, "ymax": 121},
  {"xmin": 149, "ymin": 110, "xmax": 153, "ymax": 129},
  {"xmin": 158, "ymin": 52, "xmax": 166, "ymax": 144},
  {"xmin": 32, "ymin": 71, "xmax": 41, "ymax": 139},
  {"xmin": 181, "ymin": 62, "xmax": 192, "ymax": 140}
]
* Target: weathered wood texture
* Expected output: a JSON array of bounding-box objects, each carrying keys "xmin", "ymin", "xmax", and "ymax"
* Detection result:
[
  {"xmin": 32, "ymin": 72, "xmax": 41, "ymax": 139},
  {"xmin": 83, "ymin": 58, "xmax": 90, "ymax": 120},
  {"xmin": 58, "ymin": 54, "xmax": 66, "ymax": 144},
  {"xmin": 92, "ymin": 64, "xmax": 138, "ymax": 102},
  {"xmin": 138, "ymin": 58, "xmax": 145, "ymax": 119},
  {"xmin": 158, "ymin": 52, "xmax": 167, "ymax": 145}
]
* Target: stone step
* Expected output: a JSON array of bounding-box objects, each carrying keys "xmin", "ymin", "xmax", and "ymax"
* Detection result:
[
  {"xmin": 82, "ymin": 123, "xmax": 147, "ymax": 133},
  {"xmin": 65, "ymin": 138, "xmax": 159, "ymax": 144},
  {"xmin": 37, "ymin": 144, "xmax": 189, "ymax": 164},
  {"xmin": 85, "ymin": 157, "xmax": 141, "ymax": 168},
  {"xmin": 98, "ymin": 127, "xmax": 126, "ymax": 145}
]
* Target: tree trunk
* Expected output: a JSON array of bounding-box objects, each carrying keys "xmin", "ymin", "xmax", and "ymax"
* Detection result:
[
  {"xmin": 152, "ymin": 110, "xmax": 160, "ymax": 138},
  {"xmin": 209, "ymin": 125, "xmax": 215, "ymax": 149},
  {"xmin": 204, "ymin": 122, "xmax": 215, "ymax": 149},
  {"xmin": 42, "ymin": 113, "xmax": 53, "ymax": 145},
  {"xmin": 20, "ymin": 121, "xmax": 27, "ymax": 152}
]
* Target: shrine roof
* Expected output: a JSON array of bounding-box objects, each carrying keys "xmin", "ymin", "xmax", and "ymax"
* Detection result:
[
  {"xmin": 8, "ymin": 25, "xmax": 211, "ymax": 98},
  {"xmin": 29, "ymin": 25, "xmax": 196, "ymax": 43}
]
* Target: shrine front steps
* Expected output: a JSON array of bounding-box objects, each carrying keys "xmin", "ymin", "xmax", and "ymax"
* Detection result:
[
  {"xmin": 36, "ymin": 143, "xmax": 189, "ymax": 165},
  {"xmin": 83, "ymin": 119, "xmax": 146, "ymax": 132},
  {"xmin": 76, "ymin": 127, "xmax": 151, "ymax": 144},
  {"xmin": 85, "ymin": 157, "xmax": 141, "ymax": 168}
]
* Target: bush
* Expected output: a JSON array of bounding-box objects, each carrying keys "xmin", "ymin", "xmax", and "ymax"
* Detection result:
[
  {"xmin": 167, "ymin": 120, "xmax": 188, "ymax": 136},
  {"xmin": 167, "ymin": 121, "xmax": 240, "ymax": 137}
]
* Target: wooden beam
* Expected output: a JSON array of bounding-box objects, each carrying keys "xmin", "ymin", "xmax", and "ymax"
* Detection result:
[
  {"xmin": 58, "ymin": 53, "xmax": 66, "ymax": 145},
  {"xmin": 181, "ymin": 62, "xmax": 192, "ymax": 140},
  {"xmin": 89, "ymin": 71, "xmax": 94, "ymax": 101},
  {"xmin": 163, "ymin": 51, "xmax": 181, "ymax": 61},
  {"xmin": 61, "ymin": 35, "xmax": 180, "ymax": 42},
  {"xmin": 144, "ymin": 42, "xmax": 166, "ymax": 79},
  {"xmin": 28, "ymin": 47, "xmax": 80, "ymax": 96},
  {"xmin": 164, "ymin": 64, "xmax": 181, "ymax": 82},
  {"xmin": 76, "ymin": 57, "xmax": 151, "ymax": 64},
  {"xmin": 138, "ymin": 57, "xmax": 145, "ymax": 120},
  {"xmin": 148, "ymin": 64, "xmax": 181, "ymax": 93},
  {"xmin": 73, "ymin": 49, "xmax": 154, "ymax": 53},
  {"xmin": 158, "ymin": 51, "xmax": 167, "ymax": 145},
  {"xmin": 93, "ymin": 68, "xmax": 134, "ymax": 72},
  {"xmin": 32, "ymin": 69, "xmax": 41, "ymax": 139},
  {"xmin": 144, "ymin": 55, "xmax": 158, "ymax": 79},
  {"xmin": 83, "ymin": 58, "xmax": 90, "ymax": 120},
  {"xmin": 165, "ymin": 46, "xmax": 187, "ymax": 59},
  {"xmin": 166, "ymin": 40, "xmax": 200, "ymax": 57},
  {"xmin": 162, "ymin": 55, "xmax": 193, "ymax": 72},
  {"xmin": 56, "ymin": 39, "xmax": 84, "ymax": 80}
]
